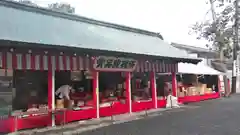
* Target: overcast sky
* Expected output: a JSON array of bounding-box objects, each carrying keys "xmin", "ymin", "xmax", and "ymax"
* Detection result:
[{"xmin": 31, "ymin": 0, "xmax": 211, "ymax": 48}]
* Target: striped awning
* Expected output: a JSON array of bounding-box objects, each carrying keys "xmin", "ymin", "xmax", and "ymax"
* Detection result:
[
  {"xmin": 0, "ymin": 52, "xmax": 178, "ymax": 72},
  {"xmin": 0, "ymin": 52, "xmax": 91, "ymax": 71},
  {"xmin": 135, "ymin": 60, "xmax": 178, "ymax": 73}
]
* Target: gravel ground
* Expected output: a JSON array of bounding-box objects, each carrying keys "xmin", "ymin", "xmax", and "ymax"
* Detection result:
[{"xmin": 78, "ymin": 95, "xmax": 240, "ymax": 135}]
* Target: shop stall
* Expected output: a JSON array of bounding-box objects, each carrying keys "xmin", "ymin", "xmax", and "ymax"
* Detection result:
[
  {"xmin": 54, "ymin": 70, "xmax": 97, "ymax": 124},
  {"xmin": 131, "ymin": 72, "xmax": 154, "ymax": 112},
  {"xmin": 0, "ymin": 50, "xmax": 98, "ymax": 131},
  {"xmin": 177, "ymin": 62, "xmax": 222, "ymax": 104},
  {"xmin": 92, "ymin": 57, "xmax": 177, "ymax": 115},
  {"xmin": 0, "ymin": 49, "xmax": 182, "ymax": 133},
  {"xmin": 0, "ymin": 1, "xmax": 200, "ymax": 133},
  {"xmin": 155, "ymin": 73, "xmax": 177, "ymax": 108},
  {"xmin": 92, "ymin": 56, "xmax": 133, "ymax": 117}
]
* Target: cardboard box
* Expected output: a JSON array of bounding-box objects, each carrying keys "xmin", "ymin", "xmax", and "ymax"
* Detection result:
[{"xmin": 178, "ymin": 92, "xmax": 185, "ymax": 97}]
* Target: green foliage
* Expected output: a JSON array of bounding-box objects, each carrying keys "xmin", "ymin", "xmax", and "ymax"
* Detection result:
[
  {"xmin": 190, "ymin": 0, "xmax": 235, "ymax": 58},
  {"xmin": 16, "ymin": 0, "xmax": 75, "ymax": 14},
  {"xmin": 17, "ymin": 0, "xmax": 37, "ymax": 6},
  {"xmin": 48, "ymin": 3, "xmax": 75, "ymax": 14}
]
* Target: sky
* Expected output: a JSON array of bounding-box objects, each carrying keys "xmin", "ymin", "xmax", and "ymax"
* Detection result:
[{"xmin": 31, "ymin": 0, "xmax": 211, "ymax": 48}]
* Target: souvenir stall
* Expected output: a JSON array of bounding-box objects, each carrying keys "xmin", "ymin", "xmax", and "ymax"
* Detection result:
[
  {"xmin": 177, "ymin": 62, "xmax": 222, "ymax": 104},
  {"xmin": 0, "ymin": 1, "xmax": 200, "ymax": 133},
  {"xmin": 0, "ymin": 48, "xmax": 180, "ymax": 133},
  {"xmin": 92, "ymin": 57, "xmax": 176, "ymax": 115},
  {"xmin": 131, "ymin": 72, "xmax": 154, "ymax": 112},
  {"xmin": 155, "ymin": 70, "xmax": 178, "ymax": 109},
  {"xmin": 155, "ymin": 73, "xmax": 171, "ymax": 108},
  {"xmin": 0, "ymin": 47, "xmax": 99, "ymax": 132},
  {"xmin": 129, "ymin": 61, "xmax": 177, "ymax": 112},
  {"xmin": 54, "ymin": 70, "xmax": 97, "ymax": 124},
  {"xmin": 92, "ymin": 56, "xmax": 134, "ymax": 117}
]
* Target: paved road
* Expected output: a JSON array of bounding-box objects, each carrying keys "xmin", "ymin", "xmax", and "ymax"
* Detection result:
[{"xmin": 80, "ymin": 95, "xmax": 240, "ymax": 135}]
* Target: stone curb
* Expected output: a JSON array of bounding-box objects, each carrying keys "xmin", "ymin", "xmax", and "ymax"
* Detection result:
[{"xmin": 9, "ymin": 107, "xmax": 177, "ymax": 135}]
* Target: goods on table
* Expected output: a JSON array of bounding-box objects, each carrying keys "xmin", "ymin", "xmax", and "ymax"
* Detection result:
[
  {"xmin": 56, "ymin": 99, "xmax": 64, "ymax": 109},
  {"xmin": 198, "ymin": 84, "xmax": 206, "ymax": 95},
  {"xmin": 64, "ymin": 100, "xmax": 74, "ymax": 109},
  {"xmin": 205, "ymin": 88, "xmax": 213, "ymax": 94},
  {"xmin": 77, "ymin": 101, "xmax": 84, "ymax": 107},
  {"xmin": 177, "ymin": 83, "xmax": 214, "ymax": 96},
  {"xmin": 100, "ymin": 102, "xmax": 111, "ymax": 107},
  {"xmin": 177, "ymin": 87, "xmax": 186, "ymax": 97},
  {"xmin": 27, "ymin": 108, "xmax": 39, "ymax": 112},
  {"xmin": 188, "ymin": 87, "xmax": 198, "ymax": 96},
  {"xmin": 39, "ymin": 104, "xmax": 48, "ymax": 110}
]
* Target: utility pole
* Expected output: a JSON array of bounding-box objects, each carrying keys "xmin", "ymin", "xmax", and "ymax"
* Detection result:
[{"xmin": 232, "ymin": 0, "xmax": 240, "ymax": 94}]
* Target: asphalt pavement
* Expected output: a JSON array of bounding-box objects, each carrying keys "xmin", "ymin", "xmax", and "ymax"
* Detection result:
[{"xmin": 79, "ymin": 95, "xmax": 240, "ymax": 135}]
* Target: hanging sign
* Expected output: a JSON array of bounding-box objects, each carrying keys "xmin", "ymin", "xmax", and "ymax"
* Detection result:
[{"xmin": 93, "ymin": 56, "xmax": 137, "ymax": 71}]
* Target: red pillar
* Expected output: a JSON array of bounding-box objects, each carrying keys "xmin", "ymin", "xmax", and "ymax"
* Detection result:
[
  {"xmin": 93, "ymin": 71, "xmax": 99, "ymax": 118},
  {"xmin": 150, "ymin": 71, "xmax": 157, "ymax": 108},
  {"xmin": 48, "ymin": 70, "xmax": 55, "ymax": 126},
  {"xmin": 217, "ymin": 76, "xmax": 221, "ymax": 97},
  {"xmin": 172, "ymin": 72, "xmax": 177, "ymax": 97},
  {"xmin": 126, "ymin": 72, "xmax": 132, "ymax": 113}
]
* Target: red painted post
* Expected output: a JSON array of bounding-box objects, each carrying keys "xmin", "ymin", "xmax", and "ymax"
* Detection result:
[
  {"xmin": 150, "ymin": 71, "xmax": 157, "ymax": 108},
  {"xmin": 48, "ymin": 69, "xmax": 55, "ymax": 126},
  {"xmin": 217, "ymin": 75, "xmax": 222, "ymax": 97},
  {"xmin": 125, "ymin": 72, "xmax": 132, "ymax": 113},
  {"xmin": 48, "ymin": 71, "xmax": 53, "ymax": 110},
  {"xmin": 93, "ymin": 71, "xmax": 99, "ymax": 118},
  {"xmin": 172, "ymin": 72, "xmax": 177, "ymax": 97}
]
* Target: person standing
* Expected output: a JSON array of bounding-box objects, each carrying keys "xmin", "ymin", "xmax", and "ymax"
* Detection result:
[{"xmin": 55, "ymin": 84, "xmax": 75, "ymax": 108}]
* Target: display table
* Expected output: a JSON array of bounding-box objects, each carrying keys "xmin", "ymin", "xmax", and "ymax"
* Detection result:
[
  {"xmin": 178, "ymin": 93, "xmax": 220, "ymax": 104},
  {"xmin": 132, "ymin": 100, "xmax": 154, "ymax": 112},
  {"xmin": 0, "ymin": 107, "xmax": 96, "ymax": 133},
  {"xmin": 0, "ymin": 111, "xmax": 51, "ymax": 132},
  {"xmin": 157, "ymin": 99, "xmax": 167, "ymax": 108},
  {"xmin": 65, "ymin": 107, "xmax": 96, "ymax": 123},
  {"xmin": 99, "ymin": 101, "xmax": 128, "ymax": 117},
  {"xmin": 0, "ymin": 116, "xmax": 14, "ymax": 133},
  {"xmin": 55, "ymin": 107, "xmax": 96, "ymax": 124},
  {"xmin": 15, "ymin": 113, "xmax": 50, "ymax": 130}
]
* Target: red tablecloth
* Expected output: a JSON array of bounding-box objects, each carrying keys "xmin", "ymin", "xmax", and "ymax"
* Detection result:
[
  {"xmin": 132, "ymin": 100, "xmax": 154, "ymax": 112},
  {"xmin": 0, "ymin": 116, "xmax": 13, "ymax": 133},
  {"xmin": 99, "ymin": 101, "xmax": 128, "ymax": 117},
  {"xmin": 0, "ymin": 107, "xmax": 97, "ymax": 133},
  {"xmin": 60, "ymin": 108, "xmax": 96, "ymax": 123},
  {"xmin": 157, "ymin": 99, "xmax": 167, "ymax": 108},
  {"xmin": 178, "ymin": 93, "xmax": 220, "ymax": 104},
  {"xmin": 0, "ymin": 113, "xmax": 50, "ymax": 132}
]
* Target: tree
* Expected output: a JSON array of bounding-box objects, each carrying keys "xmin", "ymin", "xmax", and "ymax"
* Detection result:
[
  {"xmin": 17, "ymin": 0, "xmax": 38, "ymax": 6},
  {"xmin": 189, "ymin": 0, "xmax": 235, "ymax": 59},
  {"xmin": 48, "ymin": 2, "xmax": 75, "ymax": 14}
]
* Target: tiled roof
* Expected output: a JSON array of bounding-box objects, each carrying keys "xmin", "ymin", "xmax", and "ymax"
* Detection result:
[
  {"xmin": 0, "ymin": 0, "xmax": 199, "ymax": 62},
  {"xmin": 171, "ymin": 42, "xmax": 217, "ymax": 54}
]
